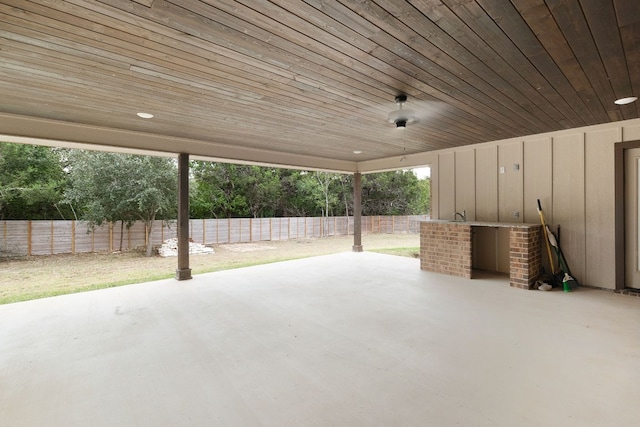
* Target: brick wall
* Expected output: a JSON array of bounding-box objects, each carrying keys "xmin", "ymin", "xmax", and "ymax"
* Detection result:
[
  {"xmin": 509, "ymin": 226, "xmax": 542, "ymax": 289},
  {"xmin": 420, "ymin": 222, "xmax": 472, "ymax": 278}
]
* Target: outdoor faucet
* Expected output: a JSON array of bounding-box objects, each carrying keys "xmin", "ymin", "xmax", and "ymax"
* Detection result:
[{"xmin": 454, "ymin": 210, "xmax": 466, "ymax": 222}]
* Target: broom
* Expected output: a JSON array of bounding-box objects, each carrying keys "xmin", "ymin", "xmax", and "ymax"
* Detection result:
[
  {"xmin": 536, "ymin": 199, "xmax": 556, "ymax": 276},
  {"xmin": 545, "ymin": 225, "xmax": 577, "ymax": 291}
]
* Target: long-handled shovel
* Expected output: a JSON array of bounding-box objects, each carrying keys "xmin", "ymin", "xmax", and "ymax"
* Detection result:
[{"xmin": 537, "ymin": 199, "xmax": 556, "ymax": 275}]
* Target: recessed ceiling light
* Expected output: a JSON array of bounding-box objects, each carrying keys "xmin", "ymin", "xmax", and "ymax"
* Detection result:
[
  {"xmin": 614, "ymin": 97, "xmax": 637, "ymax": 105},
  {"xmin": 353, "ymin": 150, "xmax": 362, "ymax": 154},
  {"xmin": 136, "ymin": 112, "xmax": 154, "ymax": 119}
]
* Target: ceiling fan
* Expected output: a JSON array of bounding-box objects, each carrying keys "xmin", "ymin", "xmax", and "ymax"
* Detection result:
[
  {"xmin": 387, "ymin": 94, "xmax": 416, "ymax": 128},
  {"xmin": 386, "ymin": 94, "xmax": 447, "ymax": 129}
]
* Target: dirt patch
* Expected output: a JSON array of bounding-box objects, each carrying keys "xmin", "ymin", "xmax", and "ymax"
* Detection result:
[{"xmin": 0, "ymin": 234, "xmax": 419, "ymax": 304}]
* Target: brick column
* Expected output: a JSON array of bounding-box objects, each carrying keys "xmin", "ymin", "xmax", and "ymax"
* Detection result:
[{"xmin": 509, "ymin": 225, "xmax": 542, "ymax": 289}]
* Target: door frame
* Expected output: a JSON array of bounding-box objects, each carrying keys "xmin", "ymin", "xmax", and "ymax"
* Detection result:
[{"xmin": 615, "ymin": 140, "xmax": 640, "ymax": 289}]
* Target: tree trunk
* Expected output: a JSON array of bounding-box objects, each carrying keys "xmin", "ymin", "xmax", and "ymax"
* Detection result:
[
  {"xmin": 145, "ymin": 217, "xmax": 155, "ymax": 257},
  {"xmin": 119, "ymin": 221, "xmax": 124, "ymax": 252}
]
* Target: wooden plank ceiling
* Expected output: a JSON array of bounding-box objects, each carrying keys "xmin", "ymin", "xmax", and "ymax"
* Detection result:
[{"xmin": 0, "ymin": 0, "xmax": 638, "ymax": 170}]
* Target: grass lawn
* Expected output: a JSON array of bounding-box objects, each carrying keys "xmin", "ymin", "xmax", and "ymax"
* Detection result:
[{"xmin": 0, "ymin": 234, "xmax": 420, "ymax": 304}]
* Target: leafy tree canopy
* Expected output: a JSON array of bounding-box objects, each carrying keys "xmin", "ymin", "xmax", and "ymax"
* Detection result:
[
  {"xmin": 0, "ymin": 143, "xmax": 71, "ymax": 220},
  {"xmin": 362, "ymin": 170, "xmax": 429, "ymax": 216},
  {"xmin": 191, "ymin": 162, "xmax": 429, "ymax": 219},
  {"xmin": 191, "ymin": 163, "xmax": 281, "ymax": 218},
  {"xmin": 65, "ymin": 151, "xmax": 178, "ymax": 256}
]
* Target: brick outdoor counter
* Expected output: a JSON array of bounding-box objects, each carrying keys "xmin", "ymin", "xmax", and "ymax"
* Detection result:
[{"xmin": 420, "ymin": 221, "xmax": 543, "ymax": 289}]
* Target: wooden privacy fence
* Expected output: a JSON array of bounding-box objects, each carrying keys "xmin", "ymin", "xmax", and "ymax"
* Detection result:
[{"xmin": 1, "ymin": 215, "xmax": 429, "ymax": 257}]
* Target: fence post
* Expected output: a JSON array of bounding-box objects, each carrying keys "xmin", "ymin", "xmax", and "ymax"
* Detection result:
[
  {"xmin": 50, "ymin": 220, "xmax": 54, "ymax": 255},
  {"xmin": 27, "ymin": 220, "xmax": 32, "ymax": 256},
  {"xmin": 108, "ymin": 222, "xmax": 113, "ymax": 252},
  {"xmin": 71, "ymin": 220, "xmax": 76, "ymax": 254}
]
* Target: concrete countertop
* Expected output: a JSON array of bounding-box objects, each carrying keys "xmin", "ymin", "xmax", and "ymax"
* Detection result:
[{"xmin": 422, "ymin": 220, "xmax": 541, "ymax": 228}]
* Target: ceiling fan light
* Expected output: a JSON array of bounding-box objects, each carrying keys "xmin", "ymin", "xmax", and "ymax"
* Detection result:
[
  {"xmin": 387, "ymin": 94, "xmax": 416, "ymax": 127},
  {"xmin": 388, "ymin": 109, "xmax": 415, "ymax": 124}
]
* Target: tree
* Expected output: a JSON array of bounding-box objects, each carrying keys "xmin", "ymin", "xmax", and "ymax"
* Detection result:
[
  {"xmin": 278, "ymin": 170, "xmax": 314, "ymax": 216},
  {"xmin": 0, "ymin": 143, "xmax": 71, "ymax": 220},
  {"xmin": 242, "ymin": 166, "xmax": 282, "ymax": 218},
  {"xmin": 362, "ymin": 171, "xmax": 428, "ymax": 216},
  {"xmin": 191, "ymin": 162, "xmax": 281, "ymax": 218},
  {"xmin": 190, "ymin": 162, "xmax": 429, "ymax": 220},
  {"xmin": 65, "ymin": 151, "xmax": 177, "ymax": 256},
  {"xmin": 337, "ymin": 174, "xmax": 354, "ymax": 218},
  {"xmin": 413, "ymin": 177, "xmax": 431, "ymax": 215},
  {"xmin": 283, "ymin": 171, "xmax": 339, "ymax": 217}
]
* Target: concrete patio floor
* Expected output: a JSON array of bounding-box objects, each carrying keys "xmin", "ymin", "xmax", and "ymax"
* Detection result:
[{"xmin": 1, "ymin": 252, "xmax": 639, "ymax": 426}]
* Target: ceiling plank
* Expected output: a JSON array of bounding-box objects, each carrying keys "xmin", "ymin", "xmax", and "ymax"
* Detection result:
[
  {"xmin": 476, "ymin": 0, "xmax": 611, "ymax": 124},
  {"xmin": 579, "ymin": 0, "xmax": 634, "ymax": 119},
  {"xmin": 613, "ymin": 0, "xmax": 640, "ymax": 118}
]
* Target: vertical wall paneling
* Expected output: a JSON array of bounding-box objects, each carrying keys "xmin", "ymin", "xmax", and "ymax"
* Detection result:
[
  {"xmin": 552, "ymin": 133, "xmax": 586, "ymax": 283},
  {"xmin": 438, "ymin": 152, "xmax": 455, "ymax": 220},
  {"xmin": 523, "ymin": 138, "xmax": 552, "ymax": 224},
  {"xmin": 585, "ymin": 129, "xmax": 618, "ymax": 288},
  {"xmin": 430, "ymin": 156, "xmax": 439, "ymax": 219},
  {"xmin": 622, "ymin": 123, "xmax": 640, "ymax": 141},
  {"xmin": 455, "ymin": 150, "xmax": 476, "ymax": 220},
  {"xmin": 475, "ymin": 146, "xmax": 499, "ymax": 221},
  {"xmin": 498, "ymin": 142, "xmax": 524, "ymax": 222}
]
